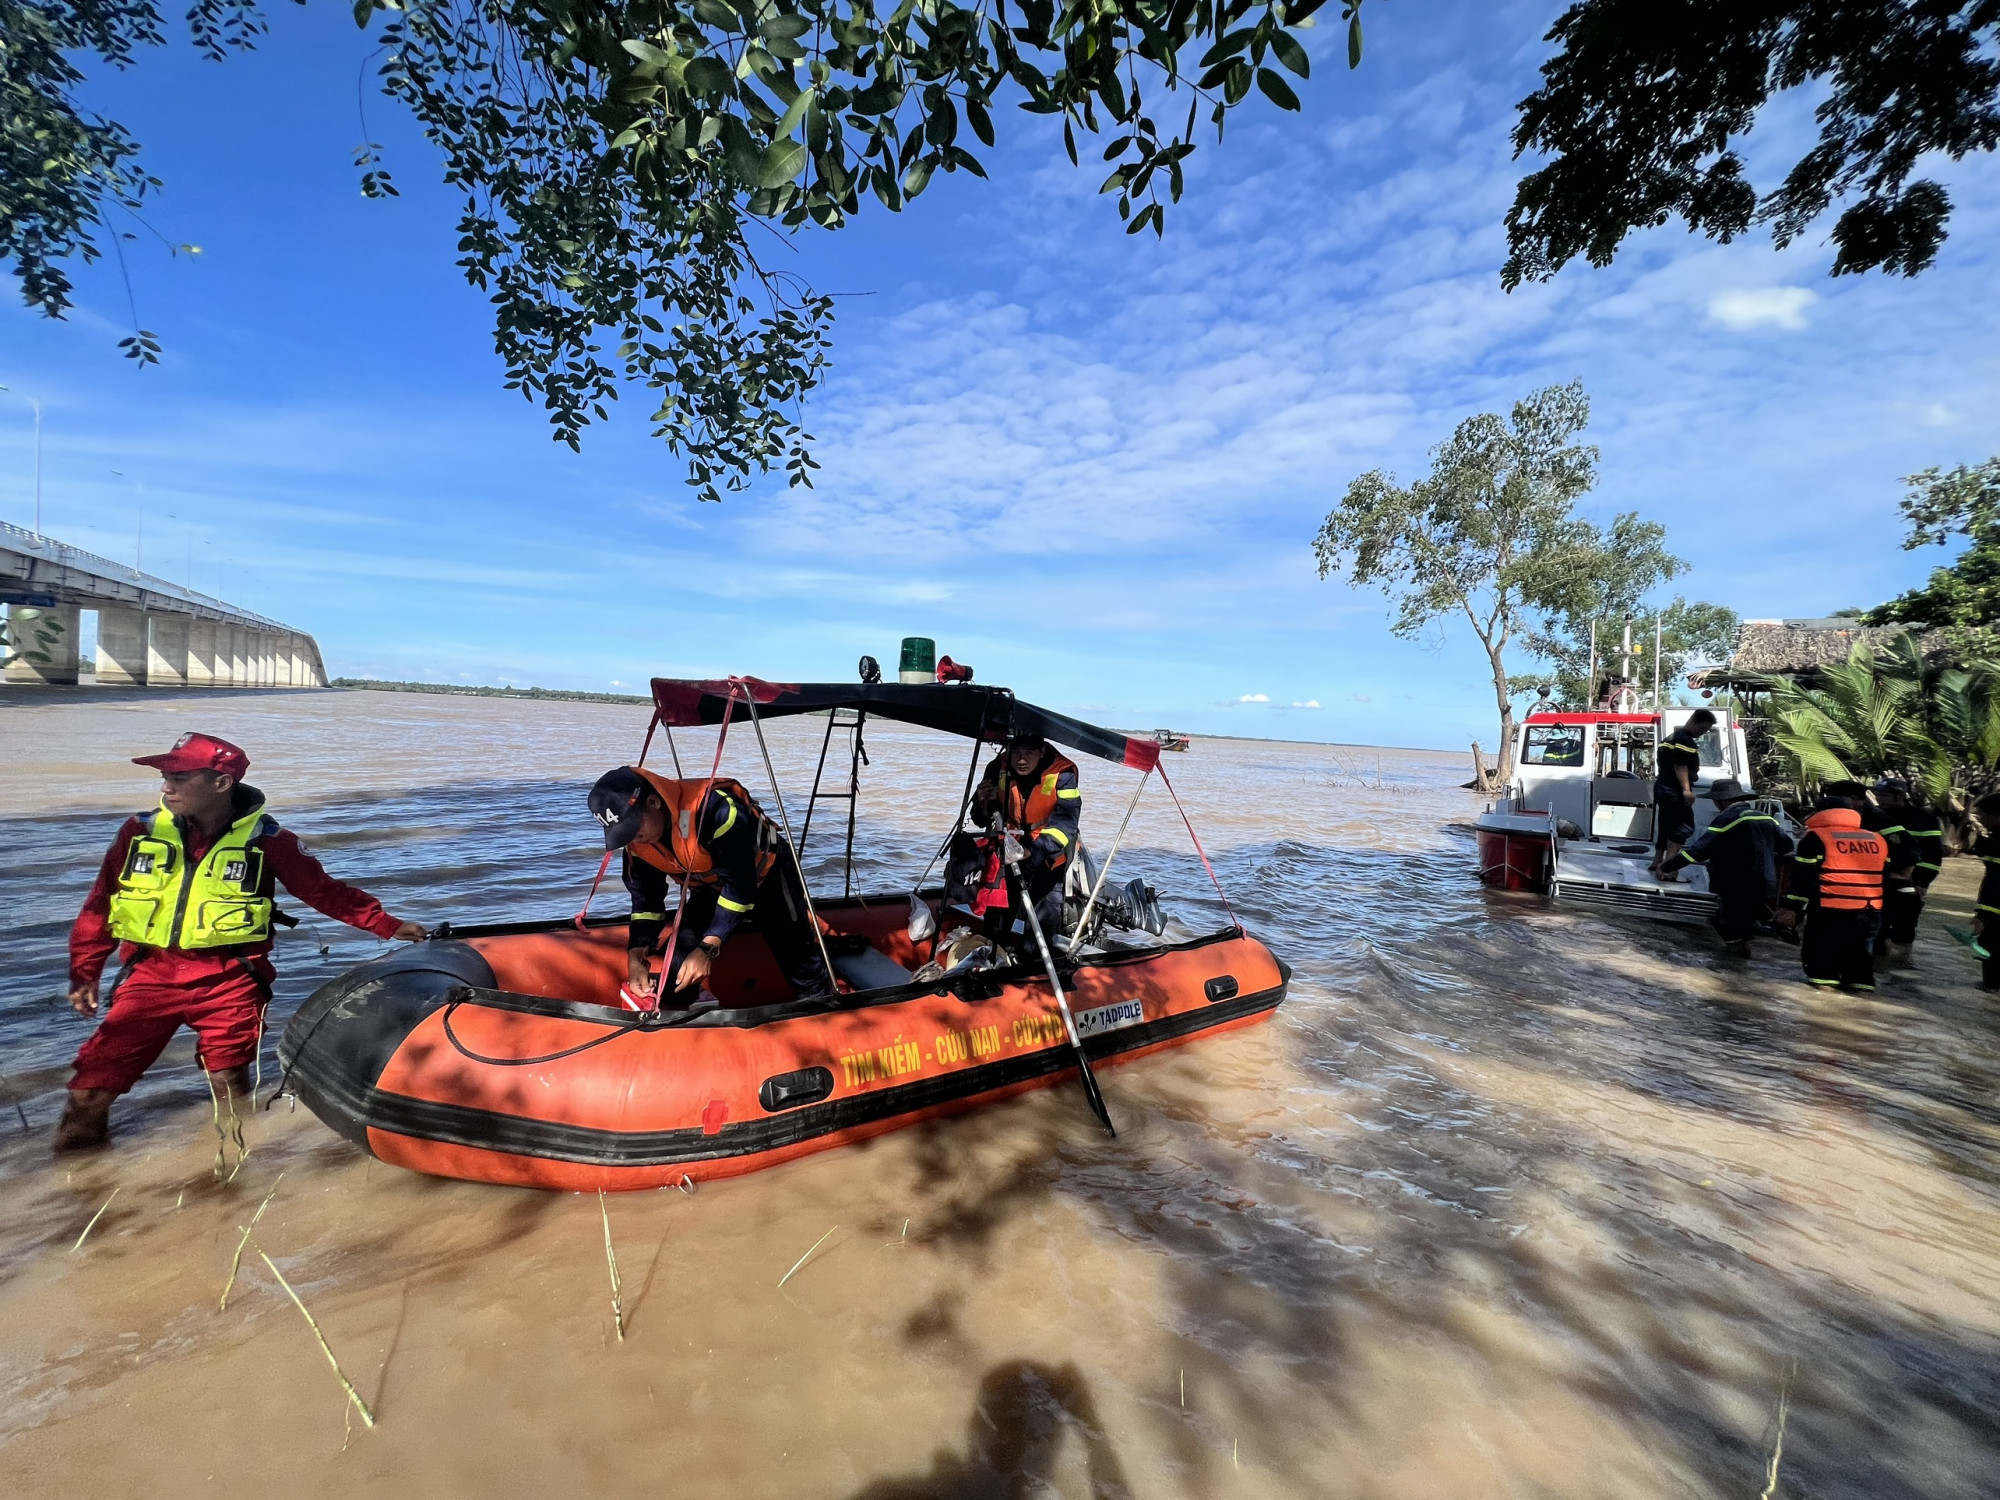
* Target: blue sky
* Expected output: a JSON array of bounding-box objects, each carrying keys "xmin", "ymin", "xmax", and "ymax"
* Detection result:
[{"xmin": 4, "ymin": 0, "xmax": 1999, "ymax": 749}]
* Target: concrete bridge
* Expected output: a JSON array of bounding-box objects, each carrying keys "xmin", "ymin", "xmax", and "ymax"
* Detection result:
[{"xmin": 1, "ymin": 521, "xmax": 326, "ymax": 688}]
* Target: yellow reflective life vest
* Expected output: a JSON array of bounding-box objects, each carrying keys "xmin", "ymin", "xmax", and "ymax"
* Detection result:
[{"xmin": 106, "ymin": 802, "xmax": 277, "ymax": 950}]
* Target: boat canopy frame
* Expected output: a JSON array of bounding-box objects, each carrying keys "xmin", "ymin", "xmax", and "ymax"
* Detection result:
[
  {"xmin": 646, "ymin": 678, "xmax": 1164, "ymax": 772},
  {"xmin": 624, "ymin": 676, "xmax": 1234, "ymax": 963}
]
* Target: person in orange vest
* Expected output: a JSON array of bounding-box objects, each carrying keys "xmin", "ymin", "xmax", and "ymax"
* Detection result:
[
  {"xmin": 1778, "ymin": 784, "xmax": 1890, "ymax": 991},
  {"xmin": 61, "ymin": 733, "xmax": 426, "ymax": 1151},
  {"xmin": 588, "ymin": 766, "xmax": 833, "ymax": 1007},
  {"xmin": 957, "ymin": 730, "xmax": 1082, "ymax": 937}
]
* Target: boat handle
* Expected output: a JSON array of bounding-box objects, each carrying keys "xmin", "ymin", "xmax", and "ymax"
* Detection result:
[
  {"xmin": 1204, "ymin": 975, "xmax": 1238, "ymax": 1003},
  {"xmin": 760, "ymin": 1066, "xmax": 835, "ymax": 1113}
]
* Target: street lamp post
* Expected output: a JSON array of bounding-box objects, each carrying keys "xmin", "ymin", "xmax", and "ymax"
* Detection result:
[
  {"xmin": 0, "ymin": 386, "xmax": 43, "ymax": 534},
  {"xmin": 112, "ymin": 469, "xmax": 142, "ymax": 575}
]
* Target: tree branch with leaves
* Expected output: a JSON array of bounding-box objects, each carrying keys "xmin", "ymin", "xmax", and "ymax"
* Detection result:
[
  {"xmin": 1314, "ymin": 380, "xmax": 1598, "ymax": 791},
  {"xmin": 1505, "ymin": 1, "xmax": 2000, "ymax": 287},
  {"xmin": 3, "ymin": 0, "xmax": 1371, "ymax": 501}
]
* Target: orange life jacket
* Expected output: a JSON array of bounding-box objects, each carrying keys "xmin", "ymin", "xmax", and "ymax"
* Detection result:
[
  {"xmin": 1805, "ymin": 808, "xmax": 1886, "ymax": 911},
  {"xmin": 626, "ymin": 768, "xmax": 779, "ymax": 887},
  {"xmin": 999, "ymin": 751, "xmax": 1080, "ymax": 866}
]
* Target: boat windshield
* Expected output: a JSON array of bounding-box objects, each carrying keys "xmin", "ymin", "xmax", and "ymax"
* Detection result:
[
  {"xmin": 1594, "ymin": 721, "xmax": 1656, "ymax": 778},
  {"xmin": 1523, "ymin": 725, "xmax": 1586, "ymax": 767}
]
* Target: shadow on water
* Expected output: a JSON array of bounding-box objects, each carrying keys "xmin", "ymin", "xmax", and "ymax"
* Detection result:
[
  {"xmin": 7, "ymin": 744, "xmax": 2000, "ymax": 1496},
  {"xmin": 844, "ymin": 1359, "xmax": 1134, "ymax": 1500},
  {"xmin": 831, "ymin": 837, "xmax": 2000, "ymax": 1498}
]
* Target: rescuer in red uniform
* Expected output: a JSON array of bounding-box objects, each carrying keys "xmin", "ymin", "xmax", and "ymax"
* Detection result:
[{"xmin": 60, "ymin": 732, "xmax": 426, "ymax": 1152}]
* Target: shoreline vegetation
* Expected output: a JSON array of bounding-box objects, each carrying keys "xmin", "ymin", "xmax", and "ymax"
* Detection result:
[
  {"xmin": 332, "ymin": 677, "xmax": 652, "ymax": 706},
  {"xmin": 330, "ymin": 679, "xmax": 1451, "ymax": 755},
  {"xmin": 0, "ymin": 677, "xmax": 1449, "ymax": 758}
]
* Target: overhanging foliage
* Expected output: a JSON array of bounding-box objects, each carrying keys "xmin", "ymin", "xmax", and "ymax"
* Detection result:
[
  {"xmin": 1505, "ymin": 1, "xmax": 2000, "ymax": 287},
  {"xmin": 3, "ymin": 0, "xmax": 1366, "ymax": 500}
]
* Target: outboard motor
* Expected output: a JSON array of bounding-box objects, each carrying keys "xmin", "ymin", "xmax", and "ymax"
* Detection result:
[{"xmin": 1065, "ymin": 876, "xmax": 1165, "ymax": 939}]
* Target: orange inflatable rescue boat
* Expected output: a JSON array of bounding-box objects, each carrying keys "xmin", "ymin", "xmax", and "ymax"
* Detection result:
[{"xmin": 281, "ymin": 675, "xmax": 1292, "ymax": 1190}]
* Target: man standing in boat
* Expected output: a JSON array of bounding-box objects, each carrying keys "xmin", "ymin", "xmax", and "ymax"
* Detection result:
[
  {"xmin": 589, "ymin": 767, "xmax": 834, "ymax": 1007},
  {"xmin": 1650, "ymin": 708, "xmax": 1715, "ymax": 880},
  {"xmin": 60, "ymin": 733, "xmax": 427, "ymax": 1152},
  {"xmin": 956, "ymin": 730, "xmax": 1082, "ymax": 937},
  {"xmin": 1666, "ymin": 779, "xmax": 1793, "ymax": 953}
]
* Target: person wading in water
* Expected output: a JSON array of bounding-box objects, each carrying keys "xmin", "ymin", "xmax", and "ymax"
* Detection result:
[
  {"xmin": 1778, "ymin": 783, "xmax": 1889, "ymax": 992},
  {"xmin": 1666, "ymin": 778, "xmax": 1793, "ymax": 955},
  {"xmin": 60, "ymin": 733, "xmax": 425, "ymax": 1152}
]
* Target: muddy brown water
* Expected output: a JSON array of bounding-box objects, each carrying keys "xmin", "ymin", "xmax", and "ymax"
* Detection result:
[{"xmin": 3, "ymin": 687, "xmax": 1998, "ymax": 1497}]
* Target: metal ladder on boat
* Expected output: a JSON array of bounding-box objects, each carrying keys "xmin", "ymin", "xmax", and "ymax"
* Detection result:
[{"xmin": 798, "ymin": 708, "xmax": 868, "ymax": 897}]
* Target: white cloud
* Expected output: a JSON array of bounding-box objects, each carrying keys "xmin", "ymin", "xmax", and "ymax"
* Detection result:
[
  {"xmin": 1291, "ymin": 699, "xmax": 1322, "ymax": 709},
  {"xmin": 1239, "ymin": 693, "xmax": 1270, "ymax": 703},
  {"xmin": 1707, "ymin": 286, "xmax": 1816, "ymax": 331}
]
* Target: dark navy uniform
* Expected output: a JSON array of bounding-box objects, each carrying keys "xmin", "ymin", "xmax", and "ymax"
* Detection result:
[
  {"xmin": 1675, "ymin": 800, "xmax": 1794, "ymax": 942},
  {"xmin": 1869, "ymin": 802, "xmax": 1943, "ymax": 945},
  {"xmin": 623, "ymin": 783, "xmax": 832, "ymax": 1003},
  {"xmin": 1653, "ymin": 725, "xmax": 1705, "ymax": 859},
  {"xmin": 1975, "ymin": 827, "xmax": 2000, "ymax": 990}
]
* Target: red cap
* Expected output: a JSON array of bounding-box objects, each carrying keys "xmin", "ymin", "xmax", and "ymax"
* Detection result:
[{"xmin": 132, "ymin": 732, "xmax": 250, "ymax": 778}]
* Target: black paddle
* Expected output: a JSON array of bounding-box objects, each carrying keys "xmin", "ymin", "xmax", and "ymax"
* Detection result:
[{"xmin": 1000, "ymin": 822, "xmax": 1116, "ymax": 1138}]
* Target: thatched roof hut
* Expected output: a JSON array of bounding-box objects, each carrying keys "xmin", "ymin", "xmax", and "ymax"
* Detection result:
[
  {"xmin": 1690, "ymin": 617, "xmax": 1934, "ymax": 693},
  {"xmin": 1727, "ymin": 618, "xmax": 1903, "ymax": 674},
  {"xmin": 1688, "ymin": 616, "xmax": 1952, "ymax": 700}
]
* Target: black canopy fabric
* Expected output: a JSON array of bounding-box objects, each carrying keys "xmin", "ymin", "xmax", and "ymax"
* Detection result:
[{"xmin": 649, "ymin": 677, "xmax": 1161, "ymax": 772}]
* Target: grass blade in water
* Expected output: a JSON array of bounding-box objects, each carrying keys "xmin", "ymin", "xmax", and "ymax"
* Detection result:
[
  {"xmin": 71, "ymin": 1187, "xmax": 120, "ymax": 1252},
  {"xmin": 255, "ymin": 1245, "xmax": 376, "ymax": 1430},
  {"xmin": 777, "ymin": 1225, "xmax": 837, "ymax": 1288},
  {"xmin": 220, "ymin": 1171, "xmax": 286, "ymax": 1311},
  {"xmin": 598, "ymin": 1189, "xmax": 625, "ymax": 1342}
]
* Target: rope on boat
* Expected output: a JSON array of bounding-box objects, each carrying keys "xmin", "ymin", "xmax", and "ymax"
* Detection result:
[
  {"xmin": 1155, "ymin": 762, "xmax": 1238, "ymax": 930},
  {"xmin": 650, "ymin": 692, "xmax": 739, "ymax": 1006},
  {"xmin": 439, "ymin": 997, "xmax": 676, "ymax": 1067},
  {"xmin": 572, "ymin": 850, "xmax": 616, "ymax": 932},
  {"xmin": 1071, "ymin": 767, "xmax": 1153, "ymax": 943},
  {"xmin": 733, "ymin": 677, "xmax": 842, "ymax": 997}
]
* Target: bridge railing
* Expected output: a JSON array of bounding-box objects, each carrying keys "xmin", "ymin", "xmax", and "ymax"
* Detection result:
[{"xmin": 0, "ymin": 518, "xmax": 290, "ymax": 629}]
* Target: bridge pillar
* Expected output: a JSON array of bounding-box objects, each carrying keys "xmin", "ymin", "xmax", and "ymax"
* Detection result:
[
  {"xmin": 224, "ymin": 625, "xmax": 245, "ymax": 686},
  {"xmin": 254, "ymin": 632, "xmax": 273, "ymax": 686},
  {"xmin": 4, "ymin": 602, "xmax": 81, "ymax": 684},
  {"xmin": 147, "ymin": 614, "xmax": 191, "ymax": 687},
  {"xmin": 274, "ymin": 633, "xmax": 294, "ymax": 687},
  {"xmin": 95, "ymin": 606, "xmax": 148, "ymax": 686},
  {"xmin": 187, "ymin": 619, "xmax": 219, "ymax": 687}
]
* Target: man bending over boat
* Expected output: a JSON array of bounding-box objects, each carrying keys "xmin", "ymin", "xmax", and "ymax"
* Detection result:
[
  {"xmin": 589, "ymin": 767, "xmax": 834, "ymax": 1008},
  {"xmin": 60, "ymin": 733, "xmax": 426, "ymax": 1152},
  {"xmin": 1666, "ymin": 779, "xmax": 1793, "ymax": 954},
  {"xmin": 950, "ymin": 731, "xmax": 1081, "ymax": 938}
]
